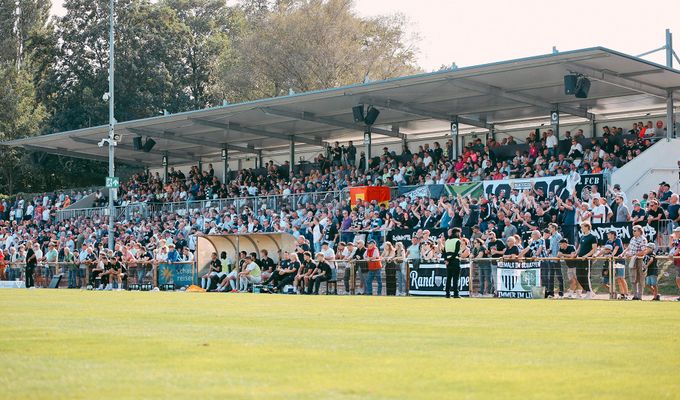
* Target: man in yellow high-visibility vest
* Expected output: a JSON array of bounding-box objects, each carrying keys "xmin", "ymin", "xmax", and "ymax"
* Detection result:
[{"xmin": 444, "ymin": 228, "xmax": 462, "ymax": 298}]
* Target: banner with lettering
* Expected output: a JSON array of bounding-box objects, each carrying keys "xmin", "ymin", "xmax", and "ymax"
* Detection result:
[
  {"xmin": 575, "ymin": 222, "xmax": 657, "ymax": 244},
  {"xmin": 482, "ymin": 174, "xmax": 604, "ymax": 201},
  {"xmin": 575, "ymin": 174, "xmax": 606, "ymax": 202},
  {"xmin": 483, "ymin": 175, "xmax": 569, "ymax": 200},
  {"xmin": 386, "ymin": 228, "xmax": 447, "ymax": 249},
  {"xmin": 408, "ymin": 262, "xmax": 470, "ymax": 296},
  {"xmin": 157, "ymin": 262, "xmax": 195, "ymax": 287},
  {"xmin": 496, "ymin": 261, "xmax": 541, "ymax": 298}
]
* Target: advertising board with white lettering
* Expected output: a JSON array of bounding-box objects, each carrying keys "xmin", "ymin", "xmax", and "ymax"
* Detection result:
[
  {"xmin": 495, "ymin": 261, "xmax": 541, "ymax": 299},
  {"xmin": 576, "ymin": 222, "xmax": 657, "ymax": 244},
  {"xmin": 408, "ymin": 262, "xmax": 470, "ymax": 296}
]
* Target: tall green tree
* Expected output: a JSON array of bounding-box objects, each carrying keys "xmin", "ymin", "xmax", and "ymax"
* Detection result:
[
  {"xmin": 215, "ymin": 0, "xmax": 420, "ymax": 101},
  {"xmin": 0, "ymin": 65, "xmax": 47, "ymax": 194}
]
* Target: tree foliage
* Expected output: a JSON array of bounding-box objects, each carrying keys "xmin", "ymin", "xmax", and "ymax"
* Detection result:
[
  {"xmin": 215, "ymin": 0, "xmax": 420, "ymax": 101},
  {"xmin": 0, "ymin": 0, "xmax": 421, "ymax": 194}
]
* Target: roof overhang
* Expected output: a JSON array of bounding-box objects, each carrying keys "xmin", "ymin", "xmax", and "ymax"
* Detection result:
[{"xmin": 4, "ymin": 47, "xmax": 679, "ymax": 165}]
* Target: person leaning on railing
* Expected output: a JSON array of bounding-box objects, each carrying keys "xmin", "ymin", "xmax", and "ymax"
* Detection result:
[{"xmin": 624, "ymin": 225, "xmax": 648, "ymax": 301}]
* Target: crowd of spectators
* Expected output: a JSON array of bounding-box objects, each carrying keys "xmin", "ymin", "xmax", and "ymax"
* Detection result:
[{"xmin": 0, "ymin": 122, "xmax": 677, "ymax": 299}]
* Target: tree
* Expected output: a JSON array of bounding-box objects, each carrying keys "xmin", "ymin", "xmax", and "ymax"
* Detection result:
[
  {"xmin": 215, "ymin": 0, "xmax": 420, "ymax": 101},
  {"xmin": 0, "ymin": 0, "xmax": 51, "ymax": 68},
  {"xmin": 0, "ymin": 64, "xmax": 47, "ymax": 194}
]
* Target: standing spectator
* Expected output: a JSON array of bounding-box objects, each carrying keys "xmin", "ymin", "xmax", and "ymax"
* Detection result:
[
  {"xmin": 625, "ymin": 225, "xmax": 648, "ymax": 300},
  {"xmin": 25, "ymin": 242, "xmax": 37, "ymax": 288},
  {"xmin": 365, "ymin": 241, "xmax": 383, "ymax": 296},
  {"xmin": 443, "ymin": 228, "xmax": 462, "ymax": 298},
  {"xmin": 605, "ymin": 230, "xmax": 627, "ymax": 300},
  {"xmin": 64, "ymin": 247, "xmax": 77, "ymax": 289},
  {"xmin": 576, "ymin": 222, "xmax": 598, "ymax": 299},
  {"xmin": 643, "ymin": 243, "xmax": 659, "ymax": 301},
  {"xmin": 546, "ymin": 224, "xmax": 564, "ymax": 298},
  {"xmin": 614, "ymin": 195, "xmax": 630, "ymax": 222}
]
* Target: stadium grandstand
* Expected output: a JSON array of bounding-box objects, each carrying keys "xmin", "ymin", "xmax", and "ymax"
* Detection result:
[{"xmin": 1, "ymin": 47, "xmax": 679, "ymax": 301}]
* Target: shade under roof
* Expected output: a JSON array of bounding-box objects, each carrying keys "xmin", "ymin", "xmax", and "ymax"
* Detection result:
[{"xmin": 3, "ymin": 46, "xmax": 680, "ymax": 166}]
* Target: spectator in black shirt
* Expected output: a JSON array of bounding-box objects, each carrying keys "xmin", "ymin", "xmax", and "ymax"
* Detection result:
[
  {"xmin": 576, "ymin": 222, "xmax": 598, "ymax": 298},
  {"xmin": 308, "ymin": 253, "xmax": 333, "ymax": 295},
  {"xmin": 258, "ymin": 249, "xmax": 275, "ymax": 282},
  {"xmin": 200, "ymin": 252, "xmax": 223, "ymax": 291}
]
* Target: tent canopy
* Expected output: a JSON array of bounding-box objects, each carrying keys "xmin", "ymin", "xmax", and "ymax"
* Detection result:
[{"xmin": 3, "ymin": 47, "xmax": 679, "ymax": 166}]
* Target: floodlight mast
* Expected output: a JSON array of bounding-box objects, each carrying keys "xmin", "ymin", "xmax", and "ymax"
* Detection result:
[{"xmin": 107, "ymin": 0, "xmax": 116, "ymax": 251}]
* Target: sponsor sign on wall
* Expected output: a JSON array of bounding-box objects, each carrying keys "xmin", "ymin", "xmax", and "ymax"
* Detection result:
[{"xmin": 408, "ymin": 262, "xmax": 470, "ymax": 296}]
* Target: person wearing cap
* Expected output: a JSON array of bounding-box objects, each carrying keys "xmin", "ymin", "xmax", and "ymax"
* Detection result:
[
  {"xmin": 625, "ymin": 225, "xmax": 648, "ymax": 300},
  {"xmin": 443, "ymin": 228, "xmax": 462, "ymax": 299},
  {"xmin": 364, "ymin": 241, "xmax": 383, "ymax": 295},
  {"xmin": 642, "ymin": 243, "xmax": 660, "ymax": 301},
  {"xmin": 631, "ymin": 201, "xmax": 646, "ymax": 225}
]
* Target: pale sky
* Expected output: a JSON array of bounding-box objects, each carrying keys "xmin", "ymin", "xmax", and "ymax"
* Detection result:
[{"xmin": 51, "ymin": 0, "xmax": 680, "ymax": 71}]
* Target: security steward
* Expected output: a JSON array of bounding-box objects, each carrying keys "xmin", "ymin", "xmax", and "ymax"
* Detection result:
[{"xmin": 443, "ymin": 228, "xmax": 462, "ymax": 298}]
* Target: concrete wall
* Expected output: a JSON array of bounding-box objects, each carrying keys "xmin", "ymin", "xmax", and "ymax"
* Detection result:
[{"xmin": 611, "ymin": 138, "xmax": 680, "ymax": 203}]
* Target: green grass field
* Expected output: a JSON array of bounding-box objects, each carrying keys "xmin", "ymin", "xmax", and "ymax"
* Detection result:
[{"xmin": 1, "ymin": 291, "xmax": 678, "ymax": 399}]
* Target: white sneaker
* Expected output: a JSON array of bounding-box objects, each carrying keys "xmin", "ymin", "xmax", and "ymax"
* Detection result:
[
  {"xmin": 97, "ymin": 284, "xmax": 104, "ymax": 290},
  {"xmin": 585, "ymin": 292, "xmax": 594, "ymax": 299},
  {"xmin": 105, "ymin": 284, "xmax": 113, "ymax": 291}
]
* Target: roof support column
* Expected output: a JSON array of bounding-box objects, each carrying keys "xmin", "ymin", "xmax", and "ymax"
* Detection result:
[
  {"xmin": 289, "ymin": 136, "xmax": 295, "ymax": 177},
  {"xmin": 364, "ymin": 127, "xmax": 371, "ymax": 174},
  {"xmin": 222, "ymin": 146, "xmax": 228, "ymax": 184},
  {"xmin": 197, "ymin": 160, "xmax": 202, "ymax": 174},
  {"xmin": 258, "ymin": 150, "xmax": 263, "ymax": 170},
  {"xmin": 162, "ymin": 153, "xmax": 168, "ymax": 184},
  {"xmin": 667, "ymin": 90, "xmax": 675, "ymax": 140}
]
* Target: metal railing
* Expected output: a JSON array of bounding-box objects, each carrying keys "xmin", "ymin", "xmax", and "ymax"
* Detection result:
[
  {"xmin": 3, "ymin": 256, "xmax": 678, "ymax": 300},
  {"xmin": 56, "ymin": 190, "xmax": 347, "ymax": 221}
]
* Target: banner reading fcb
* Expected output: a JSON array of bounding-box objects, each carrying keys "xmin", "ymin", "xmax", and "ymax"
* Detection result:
[
  {"xmin": 495, "ymin": 261, "xmax": 541, "ymax": 298},
  {"xmin": 349, "ymin": 186, "xmax": 391, "ymax": 207}
]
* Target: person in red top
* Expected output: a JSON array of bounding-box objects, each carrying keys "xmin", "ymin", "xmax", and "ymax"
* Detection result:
[
  {"xmin": 365, "ymin": 241, "xmax": 383, "ymax": 295},
  {"xmin": 0, "ymin": 250, "xmax": 5, "ymax": 280}
]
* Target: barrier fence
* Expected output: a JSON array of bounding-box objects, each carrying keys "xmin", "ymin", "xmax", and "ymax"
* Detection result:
[
  {"xmin": 56, "ymin": 190, "xmax": 347, "ymax": 221},
  {"xmin": 2, "ymin": 256, "xmax": 678, "ymax": 300}
]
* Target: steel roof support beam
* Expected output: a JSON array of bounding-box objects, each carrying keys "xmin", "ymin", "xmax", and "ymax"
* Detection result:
[
  {"xmin": 127, "ymin": 127, "xmax": 257, "ymax": 155},
  {"xmin": 363, "ymin": 98, "xmax": 493, "ymax": 130},
  {"xmin": 450, "ymin": 79, "xmax": 595, "ymax": 120},
  {"xmin": 20, "ymin": 144, "xmax": 147, "ymax": 166},
  {"xmin": 71, "ymin": 137, "xmax": 197, "ymax": 162},
  {"xmin": 260, "ymin": 107, "xmax": 403, "ymax": 139},
  {"xmin": 190, "ymin": 118, "xmax": 324, "ymax": 147}
]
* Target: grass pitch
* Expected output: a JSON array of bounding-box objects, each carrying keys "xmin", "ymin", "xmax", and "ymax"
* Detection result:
[{"xmin": 0, "ymin": 291, "xmax": 678, "ymax": 399}]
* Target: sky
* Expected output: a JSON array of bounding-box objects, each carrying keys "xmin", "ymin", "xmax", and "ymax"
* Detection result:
[{"xmin": 50, "ymin": 0, "xmax": 680, "ymax": 71}]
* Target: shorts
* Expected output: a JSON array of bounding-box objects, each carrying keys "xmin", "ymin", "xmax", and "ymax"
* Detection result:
[
  {"xmin": 614, "ymin": 264, "xmax": 626, "ymax": 278},
  {"xmin": 567, "ymin": 268, "xmax": 577, "ymax": 280},
  {"xmin": 645, "ymin": 275, "xmax": 657, "ymax": 286}
]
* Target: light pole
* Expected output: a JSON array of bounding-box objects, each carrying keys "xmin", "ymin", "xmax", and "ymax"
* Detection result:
[{"xmin": 107, "ymin": 0, "xmax": 116, "ymax": 251}]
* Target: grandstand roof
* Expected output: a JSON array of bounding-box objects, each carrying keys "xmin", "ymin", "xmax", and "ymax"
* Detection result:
[{"xmin": 3, "ymin": 47, "xmax": 680, "ymax": 166}]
